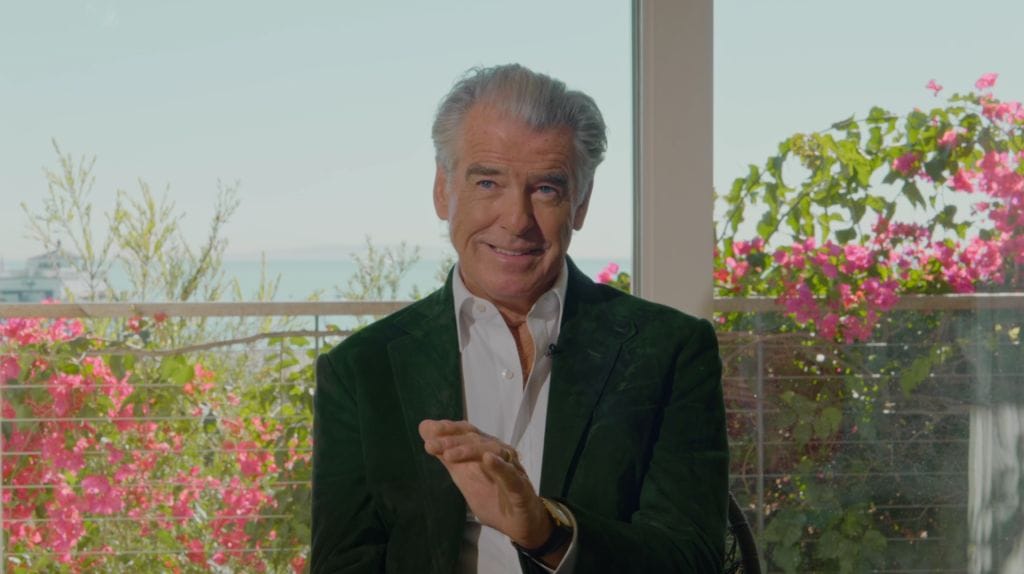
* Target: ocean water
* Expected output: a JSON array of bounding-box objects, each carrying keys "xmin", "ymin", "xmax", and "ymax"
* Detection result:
[{"xmin": 212, "ymin": 256, "xmax": 630, "ymax": 301}]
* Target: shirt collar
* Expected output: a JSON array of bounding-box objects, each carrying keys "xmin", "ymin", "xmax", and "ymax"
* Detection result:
[{"xmin": 452, "ymin": 260, "xmax": 568, "ymax": 352}]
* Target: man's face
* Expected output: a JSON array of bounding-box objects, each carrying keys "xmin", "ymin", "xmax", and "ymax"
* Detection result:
[{"xmin": 433, "ymin": 104, "xmax": 590, "ymax": 313}]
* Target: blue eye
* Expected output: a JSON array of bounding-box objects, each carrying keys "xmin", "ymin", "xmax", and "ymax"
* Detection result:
[
  {"xmin": 477, "ymin": 180, "xmax": 497, "ymax": 190},
  {"xmin": 537, "ymin": 185, "xmax": 558, "ymax": 195}
]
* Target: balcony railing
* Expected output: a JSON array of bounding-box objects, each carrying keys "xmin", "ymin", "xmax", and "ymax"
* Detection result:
[{"xmin": 2, "ymin": 294, "xmax": 1022, "ymax": 572}]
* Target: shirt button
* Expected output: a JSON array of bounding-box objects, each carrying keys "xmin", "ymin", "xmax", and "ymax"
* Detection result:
[
  {"xmin": 501, "ymin": 369, "xmax": 514, "ymax": 380},
  {"xmin": 475, "ymin": 303, "xmax": 486, "ymax": 314}
]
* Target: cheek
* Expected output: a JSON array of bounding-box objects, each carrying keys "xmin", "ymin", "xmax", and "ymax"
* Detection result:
[{"xmin": 538, "ymin": 210, "xmax": 575, "ymax": 243}]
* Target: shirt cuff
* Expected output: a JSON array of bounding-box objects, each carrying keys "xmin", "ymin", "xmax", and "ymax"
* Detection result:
[{"xmin": 532, "ymin": 501, "xmax": 578, "ymax": 574}]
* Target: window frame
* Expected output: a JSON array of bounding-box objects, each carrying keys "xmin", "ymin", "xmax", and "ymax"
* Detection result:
[{"xmin": 632, "ymin": 0, "xmax": 714, "ymax": 319}]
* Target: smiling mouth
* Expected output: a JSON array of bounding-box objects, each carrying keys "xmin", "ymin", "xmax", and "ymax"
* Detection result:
[{"xmin": 488, "ymin": 244, "xmax": 545, "ymax": 257}]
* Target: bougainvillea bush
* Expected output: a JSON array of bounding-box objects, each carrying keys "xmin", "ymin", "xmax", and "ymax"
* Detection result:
[
  {"xmin": 0, "ymin": 311, "xmax": 313, "ymax": 573},
  {"xmin": 602, "ymin": 74, "xmax": 1024, "ymax": 573},
  {"xmin": 717, "ymin": 73, "xmax": 1024, "ymax": 340},
  {"xmin": 716, "ymin": 74, "xmax": 1024, "ymax": 573}
]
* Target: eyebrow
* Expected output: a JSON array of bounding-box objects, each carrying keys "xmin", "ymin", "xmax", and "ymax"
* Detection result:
[
  {"xmin": 533, "ymin": 171, "xmax": 570, "ymax": 189},
  {"xmin": 465, "ymin": 164, "xmax": 504, "ymax": 180}
]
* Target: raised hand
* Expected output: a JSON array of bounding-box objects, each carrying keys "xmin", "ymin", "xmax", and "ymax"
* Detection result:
[{"xmin": 418, "ymin": 419, "xmax": 553, "ymax": 549}]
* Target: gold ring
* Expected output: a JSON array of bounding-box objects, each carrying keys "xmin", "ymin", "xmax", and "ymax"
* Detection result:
[{"xmin": 501, "ymin": 448, "xmax": 512, "ymax": 463}]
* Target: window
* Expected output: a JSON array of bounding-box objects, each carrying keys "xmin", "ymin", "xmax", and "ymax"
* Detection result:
[{"xmin": 715, "ymin": 1, "xmax": 1024, "ymax": 571}]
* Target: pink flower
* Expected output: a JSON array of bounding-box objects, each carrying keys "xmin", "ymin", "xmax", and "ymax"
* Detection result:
[
  {"xmin": 945, "ymin": 267, "xmax": 975, "ymax": 293},
  {"xmin": 978, "ymin": 150, "xmax": 1008, "ymax": 174},
  {"xmin": 838, "ymin": 284, "xmax": 861, "ymax": 309},
  {"xmin": 193, "ymin": 363, "xmax": 216, "ymax": 393},
  {"xmin": 734, "ymin": 238, "xmax": 764, "ymax": 257},
  {"xmin": 892, "ymin": 152, "xmax": 918, "ymax": 175},
  {"xmin": 184, "ymin": 537, "xmax": 206, "ymax": 565},
  {"xmin": 1, "ymin": 355, "xmax": 19, "ymax": 382},
  {"xmin": 937, "ymin": 130, "xmax": 958, "ymax": 148},
  {"xmin": 975, "ymin": 72, "xmax": 999, "ymax": 91},
  {"xmin": 926, "ymin": 79, "xmax": 943, "ymax": 96},
  {"xmin": 842, "ymin": 244, "xmax": 873, "ymax": 274},
  {"xmin": 48, "ymin": 318, "xmax": 84, "ymax": 342},
  {"xmin": 951, "ymin": 169, "xmax": 975, "ymax": 193},
  {"xmin": 80, "ymin": 475, "xmax": 124, "ymax": 515},
  {"xmin": 841, "ymin": 312, "xmax": 878, "ymax": 343},
  {"xmin": 725, "ymin": 257, "xmax": 749, "ymax": 282},
  {"xmin": 862, "ymin": 278, "xmax": 900, "ymax": 311},
  {"xmin": 126, "ymin": 316, "xmax": 142, "ymax": 333},
  {"xmin": 963, "ymin": 238, "xmax": 1004, "ymax": 280},
  {"xmin": 781, "ymin": 282, "xmax": 818, "ymax": 324},
  {"xmin": 596, "ymin": 262, "xmax": 620, "ymax": 284},
  {"xmin": 819, "ymin": 313, "xmax": 839, "ymax": 340},
  {"xmin": 983, "ymin": 100, "xmax": 1024, "ymax": 123}
]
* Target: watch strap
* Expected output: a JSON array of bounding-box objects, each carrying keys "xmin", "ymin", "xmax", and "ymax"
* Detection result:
[{"xmin": 513, "ymin": 499, "xmax": 574, "ymax": 559}]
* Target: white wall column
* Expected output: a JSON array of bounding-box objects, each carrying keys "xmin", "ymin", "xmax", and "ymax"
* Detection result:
[{"xmin": 633, "ymin": 0, "xmax": 714, "ymax": 319}]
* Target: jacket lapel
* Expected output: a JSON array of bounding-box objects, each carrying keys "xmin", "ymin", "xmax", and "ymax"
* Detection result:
[
  {"xmin": 388, "ymin": 277, "xmax": 466, "ymax": 572},
  {"xmin": 540, "ymin": 260, "xmax": 636, "ymax": 498}
]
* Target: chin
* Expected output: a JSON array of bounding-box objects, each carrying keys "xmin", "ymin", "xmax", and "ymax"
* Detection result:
[{"xmin": 487, "ymin": 275, "xmax": 549, "ymax": 303}]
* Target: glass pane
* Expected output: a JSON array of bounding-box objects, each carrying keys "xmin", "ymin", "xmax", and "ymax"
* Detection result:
[
  {"xmin": 0, "ymin": 2, "xmax": 632, "ymax": 571},
  {"xmin": 0, "ymin": 2, "xmax": 632, "ymax": 303},
  {"xmin": 716, "ymin": 1, "xmax": 1024, "ymax": 572}
]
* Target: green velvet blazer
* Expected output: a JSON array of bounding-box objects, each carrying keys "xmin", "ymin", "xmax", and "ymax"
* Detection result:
[{"xmin": 311, "ymin": 260, "xmax": 728, "ymax": 573}]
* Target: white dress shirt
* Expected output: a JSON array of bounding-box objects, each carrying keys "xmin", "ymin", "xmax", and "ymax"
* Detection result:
[{"xmin": 452, "ymin": 263, "xmax": 578, "ymax": 574}]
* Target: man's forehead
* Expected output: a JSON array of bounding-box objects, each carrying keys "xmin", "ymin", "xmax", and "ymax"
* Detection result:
[
  {"xmin": 463, "ymin": 163, "xmax": 569, "ymax": 181},
  {"xmin": 454, "ymin": 108, "xmax": 573, "ymax": 164}
]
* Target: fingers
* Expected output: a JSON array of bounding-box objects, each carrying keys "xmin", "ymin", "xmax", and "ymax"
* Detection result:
[
  {"xmin": 418, "ymin": 419, "xmax": 478, "ymax": 441},
  {"xmin": 419, "ymin": 419, "xmax": 525, "ymax": 470},
  {"xmin": 424, "ymin": 432, "xmax": 516, "ymax": 465}
]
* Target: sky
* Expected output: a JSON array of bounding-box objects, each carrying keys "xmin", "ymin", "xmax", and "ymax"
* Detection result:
[{"xmin": 2, "ymin": 0, "xmax": 1023, "ymax": 263}]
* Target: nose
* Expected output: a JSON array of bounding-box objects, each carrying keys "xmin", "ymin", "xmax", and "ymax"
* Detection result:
[{"xmin": 499, "ymin": 188, "xmax": 536, "ymax": 236}]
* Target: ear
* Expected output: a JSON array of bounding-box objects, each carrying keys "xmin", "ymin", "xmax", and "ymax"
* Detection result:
[
  {"xmin": 433, "ymin": 163, "xmax": 450, "ymax": 221},
  {"xmin": 571, "ymin": 180, "xmax": 593, "ymax": 231}
]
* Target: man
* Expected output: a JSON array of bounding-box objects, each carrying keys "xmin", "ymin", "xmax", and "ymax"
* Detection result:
[{"xmin": 312, "ymin": 64, "xmax": 728, "ymax": 573}]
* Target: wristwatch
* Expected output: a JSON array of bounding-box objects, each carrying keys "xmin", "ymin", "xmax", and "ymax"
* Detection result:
[{"xmin": 513, "ymin": 498, "xmax": 574, "ymax": 559}]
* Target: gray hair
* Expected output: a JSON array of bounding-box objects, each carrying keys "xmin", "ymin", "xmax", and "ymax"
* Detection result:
[{"xmin": 431, "ymin": 64, "xmax": 607, "ymax": 207}]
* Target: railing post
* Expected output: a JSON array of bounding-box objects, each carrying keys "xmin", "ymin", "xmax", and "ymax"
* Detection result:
[
  {"xmin": 314, "ymin": 315, "xmax": 320, "ymax": 358},
  {"xmin": 755, "ymin": 331, "xmax": 766, "ymax": 547}
]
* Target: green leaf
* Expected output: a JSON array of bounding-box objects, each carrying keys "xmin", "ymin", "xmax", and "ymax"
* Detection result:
[
  {"xmin": 865, "ymin": 195, "xmax": 887, "ymax": 213},
  {"xmin": 835, "ymin": 227, "xmax": 857, "ymax": 243},
  {"xmin": 817, "ymin": 531, "xmax": 843, "ymax": 559},
  {"xmin": 936, "ymin": 205, "xmax": 958, "ymax": 230},
  {"xmin": 158, "ymin": 355, "xmax": 194, "ymax": 385},
  {"xmin": 849, "ymin": 199, "xmax": 866, "ymax": 223},
  {"xmin": 899, "ymin": 355, "xmax": 931, "ymax": 396},
  {"xmin": 866, "ymin": 106, "xmax": 890, "ymax": 124},
  {"xmin": 831, "ymin": 115, "xmax": 855, "ymax": 131},
  {"xmin": 923, "ymin": 155, "xmax": 947, "ymax": 182},
  {"xmin": 902, "ymin": 181, "xmax": 925, "ymax": 209},
  {"xmin": 820, "ymin": 406, "xmax": 842, "ymax": 437},
  {"xmin": 793, "ymin": 421, "xmax": 813, "ymax": 445},
  {"xmin": 772, "ymin": 545, "xmax": 802, "ymax": 574},
  {"xmin": 745, "ymin": 164, "xmax": 761, "ymax": 187},
  {"xmin": 757, "ymin": 212, "xmax": 776, "ymax": 239}
]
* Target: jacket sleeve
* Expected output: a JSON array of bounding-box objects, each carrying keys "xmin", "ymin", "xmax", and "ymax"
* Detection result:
[
  {"xmin": 310, "ymin": 351, "xmax": 387, "ymax": 573},
  {"xmin": 548, "ymin": 319, "xmax": 729, "ymax": 573}
]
